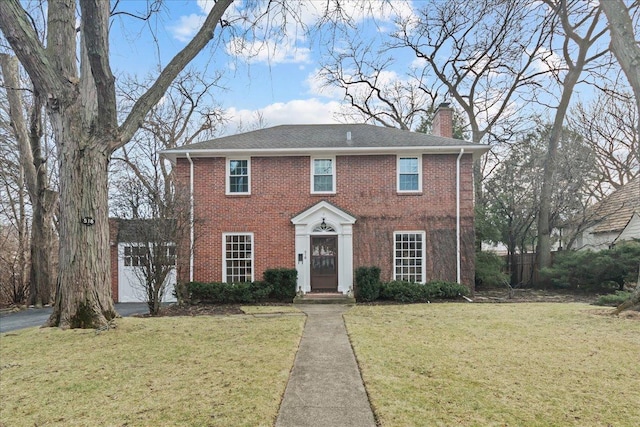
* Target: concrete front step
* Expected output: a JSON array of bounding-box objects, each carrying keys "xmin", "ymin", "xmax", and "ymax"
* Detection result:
[{"xmin": 293, "ymin": 293, "xmax": 356, "ymax": 305}]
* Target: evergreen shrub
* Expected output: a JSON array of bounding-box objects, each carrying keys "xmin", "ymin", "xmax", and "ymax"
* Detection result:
[
  {"xmin": 475, "ymin": 251, "xmax": 509, "ymax": 288},
  {"xmin": 263, "ymin": 268, "xmax": 298, "ymax": 301},
  {"xmin": 355, "ymin": 266, "xmax": 381, "ymax": 302},
  {"xmin": 593, "ymin": 291, "xmax": 632, "ymax": 307},
  {"xmin": 379, "ymin": 280, "xmax": 468, "ymax": 303},
  {"xmin": 186, "ymin": 281, "xmax": 272, "ymax": 304},
  {"xmin": 541, "ymin": 241, "xmax": 640, "ymax": 292}
]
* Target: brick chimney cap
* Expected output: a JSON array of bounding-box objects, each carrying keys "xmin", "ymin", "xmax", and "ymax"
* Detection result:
[{"xmin": 437, "ymin": 102, "xmax": 451, "ymax": 109}]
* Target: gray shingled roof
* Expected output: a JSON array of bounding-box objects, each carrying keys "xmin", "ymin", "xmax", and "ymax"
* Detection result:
[
  {"xmin": 112, "ymin": 218, "xmax": 176, "ymax": 242},
  {"xmin": 590, "ymin": 177, "xmax": 640, "ymax": 234},
  {"xmin": 160, "ymin": 124, "xmax": 489, "ymax": 162}
]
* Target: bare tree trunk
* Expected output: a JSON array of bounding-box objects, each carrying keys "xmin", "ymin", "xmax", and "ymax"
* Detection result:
[
  {"xmin": 535, "ymin": 1, "xmax": 607, "ymax": 279},
  {"xmin": 1, "ymin": 54, "xmax": 57, "ymax": 307},
  {"xmin": 46, "ymin": 127, "xmax": 116, "ymax": 327},
  {"xmin": 600, "ymin": 0, "xmax": 640, "ymax": 133},
  {"xmin": 17, "ymin": 166, "xmax": 29, "ymax": 304},
  {"xmin": 30, "ymin": 197, "xmax": 55, "ymax": 306}
]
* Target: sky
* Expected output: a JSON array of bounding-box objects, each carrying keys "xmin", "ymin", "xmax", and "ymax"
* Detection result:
[
  {"xmin": 108, "ymin": 0, "xmax": 419, "ymax": 136},
  {"xmin": 105, "ymin": 0, "xmax": 624, "ymax": 143}
]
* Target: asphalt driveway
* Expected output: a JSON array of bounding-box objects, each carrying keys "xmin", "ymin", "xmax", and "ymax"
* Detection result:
[{"xmin": 0, "ymin": 303, "xmax": 148, "ymax": 333}]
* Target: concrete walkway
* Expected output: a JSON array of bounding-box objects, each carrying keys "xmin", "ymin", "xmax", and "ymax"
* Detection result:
[{"xmin": 276, "ymin": 304, "xmax": 376, "ymax": 427}]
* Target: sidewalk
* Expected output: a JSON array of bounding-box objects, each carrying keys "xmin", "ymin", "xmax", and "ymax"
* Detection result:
[{"xmin": 276, "ymin": 304, "xmax": 376, "ymax": 427}]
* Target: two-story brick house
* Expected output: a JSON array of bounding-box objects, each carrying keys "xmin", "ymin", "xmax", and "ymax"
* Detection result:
[{"xmin": 161, "ymin": 105, "xmax": 489, "ymax": 295}]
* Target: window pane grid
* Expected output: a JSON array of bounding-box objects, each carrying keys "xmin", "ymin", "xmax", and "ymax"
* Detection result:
[
  {"xmin": 224, "ymin": 234, "xmax": 253, "ymax": 282},
  {"xmin": 312, "ymin": 158, "xmax": 334, "ymax": 192},
  {"xmin": 228, "ymin": 159, "xmax": 249, "ymax": 193},
  {"xmin": 123, "ymin": 245, "xmax": 175, "ymax": 267},
  {"xmin": 398, "ymin": 157, "xmax": 420, "ymax": 191},
  {"xmin": 394, "ymin": 233, "xmax": 424, "ymax": 282}
]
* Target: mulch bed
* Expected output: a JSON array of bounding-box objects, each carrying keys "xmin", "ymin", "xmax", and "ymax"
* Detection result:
[{"xmin": 473, "ymin": 288, "xmax": 598, "ymax": 304}]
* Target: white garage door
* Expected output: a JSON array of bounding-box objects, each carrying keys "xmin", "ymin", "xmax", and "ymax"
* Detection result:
[{"xmin": 118, "ymin": 243, "xmax": 177, "ymax": 303}]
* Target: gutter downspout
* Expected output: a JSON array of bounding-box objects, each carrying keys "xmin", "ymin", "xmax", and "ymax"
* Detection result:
[
  {"xmin": 456, "ymin": 148, "xmax": 464, "ymax": 284},
  {"xmin": 186, "ymin": 153, "xmax": 194, "ymax": 282}
]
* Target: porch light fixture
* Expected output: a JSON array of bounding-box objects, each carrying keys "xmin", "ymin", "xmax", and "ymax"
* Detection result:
[{"xmin": 319, "ymin": 216, "xmax": 329, "ymax": 231}]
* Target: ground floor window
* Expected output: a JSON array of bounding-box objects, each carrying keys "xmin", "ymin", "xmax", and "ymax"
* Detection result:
[
  {"xmin": 223, "ymin": 233, "xmax": 254, "ymax": 282},
  {"xmin": 394, "ymin": 231, "xmax": 425, "ymax": 282}
]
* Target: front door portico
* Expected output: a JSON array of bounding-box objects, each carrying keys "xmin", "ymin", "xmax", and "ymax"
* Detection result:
[{"xmin": 291, "ymin": 201, "xmax": 356, "ymax": 295}]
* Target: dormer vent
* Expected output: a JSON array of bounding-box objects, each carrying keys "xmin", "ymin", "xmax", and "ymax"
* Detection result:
[{"xmin": 346, "ymin": 131, "xmax": 352, "ymax": 141}]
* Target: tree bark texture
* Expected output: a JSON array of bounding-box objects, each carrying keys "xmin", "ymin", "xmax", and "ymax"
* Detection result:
[
  {"xmin": 45, "ymin": 104, "xmax": 116, "ymax": 327},
  {"xmin": 600, "ymin": 0, "xmax": 640, "ymax": 133}
]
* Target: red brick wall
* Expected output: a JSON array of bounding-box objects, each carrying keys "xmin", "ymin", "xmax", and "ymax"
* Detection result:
[
  {"xmin": 177, "ymin": 153, "xmax": 476, "ymax": 288},
  {"xmin": 109, "ymin": 219, "xmax": 119, "ymax": 302}
]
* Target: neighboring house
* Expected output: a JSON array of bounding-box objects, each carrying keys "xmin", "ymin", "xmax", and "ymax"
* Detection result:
[
  {"xmin": 161, "ymin": 104, "xmax": 489, "ymax": 294},
  {"xmin": 109, "ymin": 218, "xmax": 177, "ymax": 303},
  {"xmin": 574, "ymin": 177, "xmax": 640, "ymax": 251}
]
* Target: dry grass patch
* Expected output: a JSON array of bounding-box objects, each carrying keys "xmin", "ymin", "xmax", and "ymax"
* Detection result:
[
  {"xmin": 345, "ymin": 303, "xmax": 640, "ymax": 426},
  {"xmin": 0, "ymin": 315, "xmax": 304, "ymax": 426},
  {"xmin": 241, "ymin": 305, "xmax": 302, "ymax": 315}
]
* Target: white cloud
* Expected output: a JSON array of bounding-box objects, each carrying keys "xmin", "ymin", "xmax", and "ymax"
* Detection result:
[
  {"xmin": 169, "ymin": 14, "xmax": 205, "ymax": 43},
  {"xmin": 226, "ymin": 37, "xmax": 311, "ymax": 65},
  {"xmin": 196, "ymin": 0, "xmax": 215, "ymax": 14},
  {"xmin": 223, "ymin": 98, "xmax": 345, "ymax": 132},
  {"xmin": 305, "ymin": 69, "xmax": 344, "ymax": 99},
  {"xmin": 531, "ymin": 47, "xmax": 565, "ymax": 74}
]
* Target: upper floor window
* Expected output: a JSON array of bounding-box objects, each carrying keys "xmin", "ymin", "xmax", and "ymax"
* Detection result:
[
  {"xmin": 397, "ymin": 156, "xmax": 422, "ymax": 193},
  {"xmin": 227, "ymin": 158, "xmax": 250, "ymax": 195},
  {"xmin": 311, "ymin": 157, "xmax": 336, "ymax": 194}
]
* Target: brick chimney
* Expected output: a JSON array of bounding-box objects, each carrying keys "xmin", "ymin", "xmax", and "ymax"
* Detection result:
[{"xmin": 432, "ymin": 102, "xmax": 453, "ymax": 138}]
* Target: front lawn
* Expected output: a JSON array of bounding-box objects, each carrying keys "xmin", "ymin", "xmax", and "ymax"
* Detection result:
[
  {"xmin": 344, "ymin": 303, "xmax": 640, "ymax": 426},
  {"xmin": 0, "ymin": 314, "xmax": 304, "ymax": 426}
]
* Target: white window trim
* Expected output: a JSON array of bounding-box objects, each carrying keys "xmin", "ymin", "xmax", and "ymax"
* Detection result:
[
  {"xmin": 310, "ymin": 156, "xmax": 336, "ymax": 194},
  {"xmin": 222, "ymin": 232, "xmax": 255, "ymax": 283},
  {"xmin": 226, "ymin": 157, "xmax": 251, "ymax": 195},
  {"xmin": 393, "ymin": 231, "xmax": 426, "ymax": 283},
  {"xmin": 396, "ymin": 155, "xmax": 422, "ymax": 193}
]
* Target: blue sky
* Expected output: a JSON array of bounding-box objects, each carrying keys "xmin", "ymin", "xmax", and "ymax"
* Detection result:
[
  {"xmin": 109, "ymin": 0, "xmax": 418, "ymax": 135},
  {"xmin": 106, "ymin": 0, "xmax": 620, "ymax": 141}
]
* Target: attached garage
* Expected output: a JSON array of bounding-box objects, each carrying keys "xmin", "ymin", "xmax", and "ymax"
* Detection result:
[{"xmin": 110, "ymin": 219, "xmax": 177, "ymax": 303}]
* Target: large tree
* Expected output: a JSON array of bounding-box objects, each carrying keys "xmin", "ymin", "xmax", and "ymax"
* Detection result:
[
  {"xmin": 392, "ymin": 0, "xmax": 553, "ymax": 145},
  {"xmin": 1, "ymin": 54, "xmax": 58, "ymax": 307},
  {"xmin": 0, "ymin": 0, "xmax": 234, "ymax": 328},
  {"xmin": 485, "ymin": 125, "xmax": 596, "ymax": 285},
  {"xmin": 535, "ymin": 0, "xmax": 609, "ymax": 275}
]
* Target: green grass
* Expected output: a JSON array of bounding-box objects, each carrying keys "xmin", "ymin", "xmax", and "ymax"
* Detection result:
[
  {"xmin": 0, "ymin": 315, "xmax": 304, "ymax": 427},
  {"xmin": 344, "ymin": 303, "xmax": 640, "ymax": 426}
]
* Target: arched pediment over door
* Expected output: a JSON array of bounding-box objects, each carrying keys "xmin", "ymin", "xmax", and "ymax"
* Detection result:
[{"xmin": 291, "ymin": 201, "xmax": 357, "ymax": 294}]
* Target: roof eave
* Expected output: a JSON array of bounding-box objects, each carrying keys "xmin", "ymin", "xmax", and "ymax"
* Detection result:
[{"xmin": 160, "ymin": 145, "xmax": 491, "ymax": 164}]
